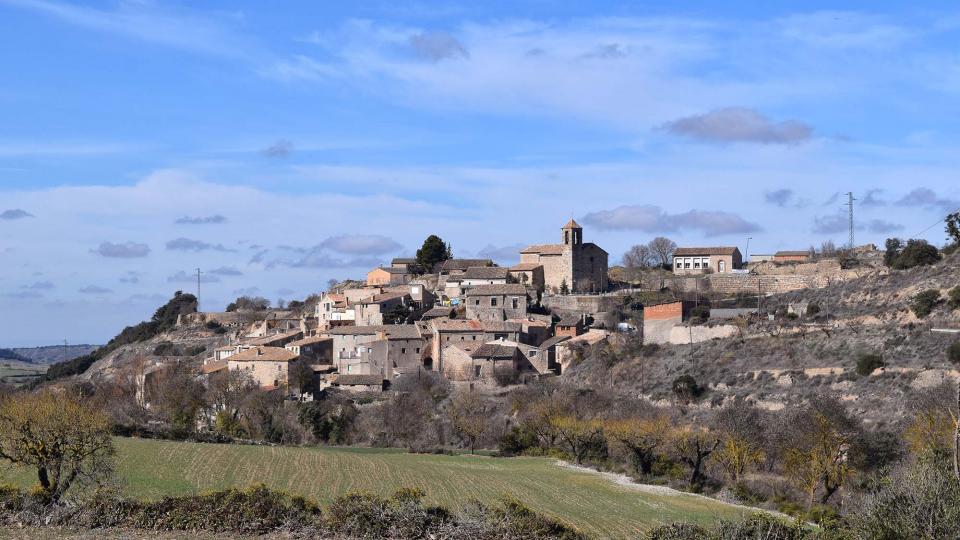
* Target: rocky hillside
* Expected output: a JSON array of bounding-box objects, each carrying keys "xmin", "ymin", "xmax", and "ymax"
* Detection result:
[{"xmin": 567, "ymin": 250, "xmax": 960, "ymax": 427}]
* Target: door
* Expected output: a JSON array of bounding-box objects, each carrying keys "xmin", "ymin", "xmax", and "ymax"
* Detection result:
[{"xmin": 718, "ymin": 260, "xmax": 726, "ymax": 272}]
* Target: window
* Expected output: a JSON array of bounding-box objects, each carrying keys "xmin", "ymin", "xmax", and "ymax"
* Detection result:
[
  {"xmin": 693, "ymin": 259, "xmax": 701, "ymax": 269},
  {"xmin": 472, "ymin": 335, "xmax": 476, "ymax": 340},
  {"xmin": 416, "ymin": 348, "xmax": 420, "ymax": 353},
  {"xmin": 347, "ymin": 365, "xmax": 352, "ymax": 373},
  {"xmin": 719, "ymin": 260, "xmax": 726, "ymax": 272},
  {"xmin": 401, "ymin": 348, "xmax": 406, "ymax": 354},
  {"xmin": 676, "ymin": 260, "xmax": 682, "ymax": 269},
  {"xmin": 529, "ymin": 349, "xmax": 538, "ymax": 357},
  {"xmin": 491, "ymin": 297, "xmax": 498, "ymax": 306},
  {"xmin": 474, "ymin": 365, "xmax": 482, "ymax": 377},
  {"xmin": 475, "ymin": 299, "xmax": 480, "ymax": 306},
  {"xmin": 512, "ymin": 298, "xmax": 519, "ymax": 309},
  {"xmin": 701, "ymin": 258, "xmax": 709, "ymax": 267},
  {"xmin": 684, "ymin": 258, "xmax": 691, "ymax": 269}
]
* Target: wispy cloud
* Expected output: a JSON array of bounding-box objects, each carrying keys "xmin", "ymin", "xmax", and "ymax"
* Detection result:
[
  {"xmin": 21, "ymin": 281, "xmax": 54, "ymax": 290},
  {"xmin": 208, "ymin": 266, "xmax": 243, "ymax": 276},
  {"xmin": 78, "ymin": 285, "xmax": 112, "ymax": 294},
  {"xmin": 0, "ymin": 209, "xmax": 34, "ymax": 220},
  {"xmin": 91, "ymin": 241, "xmax": 150, "ymax": 258},
  {"xmin": 660, "ymin": 108, "xmax": 813, "ymax": 144},
  {"xmin": 895, "ymin": 187, "xmax": 960, "ymax": 213},
  {"xmin": 0, "ymin": 0, "xmax": 255, "ymax": 58},
  {"xmin": 409, "ymin": 31, "xmax": 469, "ymax": 61},
  {"xmin": 260, "ymin": 139, "xmax": 294, "ymax": 158},
  {"xmin": 582, "ymin": 204, "xmax": 762, "ymax": 236},
  {"xmin": 318, "ymin": 234, "xmax": 402, "ymax": 255},
  {"xmin": 174, "ymin": 215, "xmax": 227, "ymax": 225},
  {"xmin": 166, "ymin": 237, "xmax": 235, "ymax": 253},
  {"xmin": 167, "ymin": 270, "xmax": 219, "ymax": 284}
]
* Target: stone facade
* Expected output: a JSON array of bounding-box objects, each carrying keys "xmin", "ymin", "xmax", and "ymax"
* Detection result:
[
  {"xmin": 464, "ymin": 284, "xmax": 529, "ymax": 321},
  {"xmin": 519, "ymin": 220, "xmax": 608, "ymax": 293}
]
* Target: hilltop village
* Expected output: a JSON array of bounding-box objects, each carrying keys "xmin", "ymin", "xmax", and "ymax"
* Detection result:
[{"xmin": 135, "ymin": 219, "xmax": 895, "ymax": 400}]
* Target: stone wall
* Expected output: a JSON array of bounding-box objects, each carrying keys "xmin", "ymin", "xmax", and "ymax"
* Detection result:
[
  {"xmin": 668, "ymin": 324, "xmax": 738, "ymax": 345},
  {"xmin": 667, "ymin": 274, "xmax": 821, "ymax": 295},
  {"xmin": 542, "ymin": 294, "xmax": 621, "ymax": 328}
]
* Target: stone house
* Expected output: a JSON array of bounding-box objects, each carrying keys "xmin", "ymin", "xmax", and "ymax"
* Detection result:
[
  {"xmin": 391, "ymin": 257, "xmax": 417, "ymax": 271},
  {"xmin": 440, "ymin": 339, "xmax": 534, "ymax": 383},
  {"xmin": 429, "ymin": 319, "xmax": 521, "ymax": 372},
  {"xmin": 284, "ymin": 336, "xmax": 333, "ymax": 364},
  {"xmin": 330, "ymin": 374, "xmax": 386, "ymax": 393},
  {"xmin": 321, "ymin": 325, "xmax": 424, "ymax": 377},
  {"xmin": 460, "ymin": 266, "xmax": 510, "ymax": 287},
  {"xmin": 555, "ymin": 315, "xmax": 584, "ymax": 338},
  {"xmin": 672, "ymin": 247, "xmax": 742, "ymax": 275},
  {"xmin": 508, "ymin": 262, "xmax": 545, "ymax": 291},
  {"xmin": 367, "ymin": 266, "xmax": 411, "ymax": 286},
  {"xmin": 774, "ymin": 250, "xmax": 811, "ymax": 263},
  {"xmin": 529, "ymin": 334, "xmax": 571, "ymax": 374},
  {"xmin": 465, "ymin": 284, "xmax": 529, "ymax": 321},
  {"xmin": 353, "ymin": 291, "xmax": 412, "ymax": 326},
  {"xmin": 439, "ymin": 258, "xmax": 494, "ymax": 276},
  {"xmin": 554, "ymin": 329, "xmax": 609, "ymax": 374},
  {"xmin": 226, "ymin": 346, "xmax": 302, "ymax": 389},
  {"xmin": 519, "ymin": 220, "xmax": 608, "ymax": 293}
]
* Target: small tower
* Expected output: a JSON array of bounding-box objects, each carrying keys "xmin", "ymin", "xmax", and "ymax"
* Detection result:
[{"xmin": 562, "ymin": 219, "xmax": 582, "ymax": 247}]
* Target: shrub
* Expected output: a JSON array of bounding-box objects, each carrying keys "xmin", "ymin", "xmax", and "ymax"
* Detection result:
[
  {"xmin": 949, "ymin": 286, "xmax": 960, "ymax": 310},
  {"xmin": 690, "ymin": 305, "xmax": 710, "ymax": 322},
  {"xmin": 949, "ymin": 341, "xmax": 960, "ymax": 365},
  {"xmin": 205, "ymin": 320, "xmax": 227, "ymax": 334},
  {"xmin": 647, "ymin": 522, "xmax": 711, "ymax": 540},
  {"xmin": 855, "ymin": 353, "xmax": 885, "ymax": 376},
  {"xmin": 806, "ymin": 303, "xmax": 820, "ymax": 316},
  {"xmin": 671, "ymin": 375, "xmax": 704, "ymax": 401},
  {"xmin": 324, "ymin": 488, "xmax": 451, "ymax": 538},
  {"xmin": 911, "ymin": 289, "xmax": 941, "ymax": 318},
  {"xmin": 887, "ymin": 238, "xmax": 942, "ymax": 269},
  {"xmin": 498, "ymin": 426, "xmax": 538, "ymax": 456}
]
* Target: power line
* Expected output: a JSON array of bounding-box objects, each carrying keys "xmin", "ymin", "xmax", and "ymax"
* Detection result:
[{"xmin": 912, "ymin": 207, "xmax": 960, "ymax": 238}]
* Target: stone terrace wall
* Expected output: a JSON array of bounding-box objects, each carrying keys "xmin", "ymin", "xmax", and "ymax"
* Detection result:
[{"xmin": 667, "ymin": 274, "xmax": 822, "ymax": 295}]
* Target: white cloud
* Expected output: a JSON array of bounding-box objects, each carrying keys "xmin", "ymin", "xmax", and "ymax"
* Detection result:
[
  {"xmin": 319, "ymin": 234, "xmax": 402, "ymax": 255},
  {"xmin": 175, "ymin": 215, "xmax": 227, "ymax": 225},
  {"xmin": 78, "ymin": 285, "xmax": 113, "ymax": 294},
  {"xmin": 166, "ymin": 237, "xmax": 235, "ymax": 253}
]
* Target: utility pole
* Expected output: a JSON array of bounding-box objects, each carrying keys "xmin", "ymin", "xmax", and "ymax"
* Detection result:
[
  {"xmin": 745, "ymin": 236, "xmax": 752, "ymax": 264},
  {"xmin": 63, "ymin": 339, "xmax": 68, "ymax": 363},
  {"xmin": 196, "ymin": 268, "xmax": 202, "ymax": 311},
  {"xmin": 846, "ymin": 192, "xmax": 856, "ymax": 249}
]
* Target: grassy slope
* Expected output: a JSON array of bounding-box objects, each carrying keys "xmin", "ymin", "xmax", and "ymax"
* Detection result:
[
  {"xmin": 0, "ymin": 437, "xmax": 749, "ymax": 538},
  {"xmin": 0, "ymin": 359, "xmax": 46, "ymax": 386}
]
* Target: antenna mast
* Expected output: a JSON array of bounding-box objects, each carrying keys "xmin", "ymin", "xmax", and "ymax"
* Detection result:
[
  {"xmin": 846, "ymin": 192, "xmax": 856, "ymax": 249},
  {"xmin": 196, "ymin": 268, "xmax": 202, "ymax": 311}
]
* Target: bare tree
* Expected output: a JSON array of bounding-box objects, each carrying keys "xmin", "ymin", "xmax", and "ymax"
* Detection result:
[
  {"xmin": 648, "ymin": 237, "xmax": 677, "ymax": 268},
  {"xmin": 623, "ymin": 245, "xmax": 654, "ymax": 270},
  {"xmin": 289, "ymin": 361, "xmax": 315, "ymax": 401},
  {"xmin": 0, "ymin": 390, "xmax": 114, "ymax": 501},
  {"xmin": 448, "ymin": 390, "xmax": 490, "ymax": 453}
]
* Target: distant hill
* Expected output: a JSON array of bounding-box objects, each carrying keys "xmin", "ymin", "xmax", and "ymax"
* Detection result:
[
  {"xmin": 4, "ymin": 344, "xmax": 100, "ymax": 364},
  {"xmin": 0, "ymin": 348, "xmax": 30, "ymax": 362}
]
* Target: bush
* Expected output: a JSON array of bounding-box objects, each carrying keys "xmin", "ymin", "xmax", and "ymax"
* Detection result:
[
  {"xmin": 671, "ymin": 375, "xmax": 704, "ymax": 401},
  {"xmin": 325, "ymin": 488, "xmax": 450, "ymax": 539},
  {"xmin": 949, "ymin": 286, "xmax": 960, "ymax": 310},
  {"xmin": 205, "ymin": 320, "xmax": 227, "ymax": 334},
  {"xmin": 886, "ymin": 238, "xmax": 942, "ymax": 269},
  {"xmin": 806, "ymin": 303, "xmax": 820, "ymax": 315},
  {"xmin": 911, "ymin": 289, "xmax": 941, "ymax": 318},
  {"xmin": 498, "ymin": 426, "xmax": 538, "ymax": 456},
  {"xmin": 647, "ymin": 522, "xmax": 711, "ymax": 540},
  {"xmin": 949, "ymin": 341, "xmax": 960, "ymax": 365},
  {"xmin": 690, "ymin": 306, "xmax": 710, "ymax": 323},
  {"xmin": 855, "ymin": 353, "xmax": 885, "ymax": 376}
]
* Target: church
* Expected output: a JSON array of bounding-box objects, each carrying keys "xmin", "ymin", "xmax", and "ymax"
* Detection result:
[{"xmin": 519, "ymin": 220, "xmax": 609, "ymax": 294}]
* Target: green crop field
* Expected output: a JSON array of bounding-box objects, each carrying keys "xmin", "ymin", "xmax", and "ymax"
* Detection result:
[
  {"xmin": 0, "ymin": 437, "xmax": 754, "ymax": 538},
  {"xmin": 0, "ymin": 360, "xmax": 45, "ymax": 386}
]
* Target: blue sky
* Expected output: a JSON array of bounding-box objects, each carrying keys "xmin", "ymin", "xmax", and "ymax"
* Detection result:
[{"xmin": 1, "ymin": 1, "xmax": 959, "ymax": 346}]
